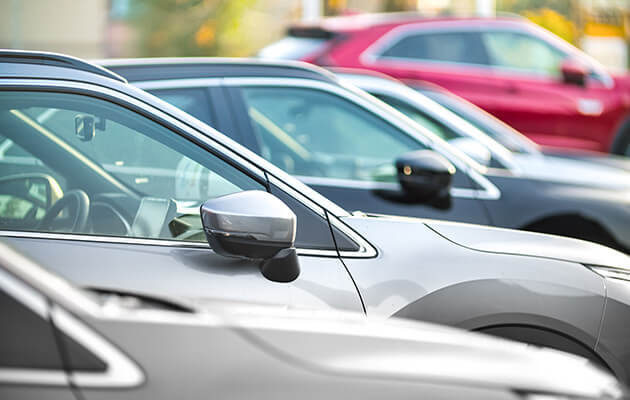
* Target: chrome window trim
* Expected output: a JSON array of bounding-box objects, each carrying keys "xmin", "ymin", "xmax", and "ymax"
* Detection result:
[
  {"xmin": 220, "ymin": 77, "xmax": 500, "ymax": 201},
  {"xmin": 0, "ymin": 267, "xmax": 144, "ymax": 388},
  {"xmin": 0, "ymin": 230, "xmax": 369, "ymax": 257}
]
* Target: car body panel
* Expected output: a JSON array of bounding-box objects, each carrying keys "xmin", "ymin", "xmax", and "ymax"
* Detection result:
[
  {"xmin": 2, "ymin": 238, "xmax": 623, "ymax": 400},
  {"xmin": 340, "ymin": 215, "xmax": 606, "ymax": 342},
  {"xmin": 2, "ymin": 236, "xmax": 363, "ymax": 313}
]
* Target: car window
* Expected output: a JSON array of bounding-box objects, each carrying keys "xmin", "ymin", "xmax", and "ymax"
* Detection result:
[
  {"xmin": 0, "ymin": 91, "xmax": 264, "ymax": 241},
  {"xmin": 380, "ymin": 31, "xmax": 490, "ymax": 65},
  {"xmin": 372, "ymin": 93, "xmax": 459, "ymax": 140},
  {"xmin": 482, "ymin": 31, "xmax": 566, "ymax": 76},
  {"xmin": 239, "ymin": 86, "xmax": 421, "ymax": 183},
  {"xmin": 149, "ymin": 88, "xmax": 214, "ymax": 125},
  {"xmin": 0, "ymin": 287, "xmax": 64, "ymax": 370},
  {"xmin": 420, "ymin": 89, "xmax": 538, "ymax": 154}
]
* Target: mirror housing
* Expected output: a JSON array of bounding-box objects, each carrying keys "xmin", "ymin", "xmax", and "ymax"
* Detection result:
[
  {"xmin": 395, "ymin": 150, "xmax": 455, "ymax": 203},
  {"xmin": 448, "ymin": 137, "xmax": 492, "ymax": 166},
  {"xmin": 200, "ymin": 190, "xmax": 299, "ymax": 282},
  {"xmin": 561, "ymin": 59, "xmax": 587, "ymax": 87},
  {"xmin": 0, "ymin": 173, "xmax": 63, "ymax": 209}
]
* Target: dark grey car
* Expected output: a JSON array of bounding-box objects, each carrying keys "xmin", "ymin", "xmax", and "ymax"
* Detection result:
[{"xmin": 2, "ymin": 51, "xmax": 630, "ymax": 383}]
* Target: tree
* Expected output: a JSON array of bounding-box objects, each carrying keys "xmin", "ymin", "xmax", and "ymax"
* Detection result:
[{"xmin": 128, "ymin": 0, "xmax": 255, "ymax": 57}]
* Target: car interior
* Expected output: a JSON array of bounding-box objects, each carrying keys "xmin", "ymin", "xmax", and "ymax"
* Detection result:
[{"xmin": 0, "ymin": 91, "xmax": 261, "ymax": 242}]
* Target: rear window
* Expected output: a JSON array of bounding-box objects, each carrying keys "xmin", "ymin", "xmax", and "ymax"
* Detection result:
[{"xmin": 258, "ymin": 37, "xmax": 329, "ymax": 60}]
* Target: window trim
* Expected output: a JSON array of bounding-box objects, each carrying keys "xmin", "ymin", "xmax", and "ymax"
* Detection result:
[
  {"xmin": 0, "ymin": 266, "xmax": 143, "ymax": 388},
  {"xmin": 0, "ymin": 79, "xmax": 370, "ymax": 256}
]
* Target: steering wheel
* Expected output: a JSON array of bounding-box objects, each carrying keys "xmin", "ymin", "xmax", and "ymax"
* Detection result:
[{"xmin": 39, "ymin": 190, "xmax": 90, "ymax": 233}]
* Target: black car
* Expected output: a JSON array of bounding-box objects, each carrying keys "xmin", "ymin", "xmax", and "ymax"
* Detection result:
[{"xmin": 102, "ymin": 58, "xmax": 630, "ymax": 253}]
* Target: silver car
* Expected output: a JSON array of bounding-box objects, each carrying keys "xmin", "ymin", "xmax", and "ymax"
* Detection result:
[
  {"xmin": 2, "ymin": 51, "xmax": 630, "ymax": 383},
  {"xmin": 0, "ymin": 239, "xmax": 625, "ymax": 400}
]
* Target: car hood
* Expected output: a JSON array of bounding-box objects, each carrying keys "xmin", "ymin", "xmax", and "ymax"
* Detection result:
[
  {"xmin": 512, "ymin": 153, "xmax": 630, "ymax": 189},
  {"xmin": 210, "ymin": 302, "xmax": 622, "ymax": 398},
  {"xmin": 425, "ymin": 219, "xmax": 630, "ymax": 269}
]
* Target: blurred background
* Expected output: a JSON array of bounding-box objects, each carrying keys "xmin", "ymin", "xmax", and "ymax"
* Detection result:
[{"xmin": 0, "ymin": 0, "xmax": 628, "ymax": 72}]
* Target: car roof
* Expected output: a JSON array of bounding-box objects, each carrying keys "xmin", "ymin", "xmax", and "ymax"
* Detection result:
[
  {"xmin": 289, "ymin": 12, "xmax": 524, "ymax": 33},
  {"xmin": 98, "ymin": 57, "xmax": 340, "ymax": 84},
  {"xmin": 0, "ymin": 49, "xmax": 128, "ymax": 85}
]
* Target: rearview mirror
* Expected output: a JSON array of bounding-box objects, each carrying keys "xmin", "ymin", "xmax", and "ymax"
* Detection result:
[
  {"xmin": 200, "ymin": 190, "xmax": 300, "ymax": 283},
  {"xmin": 395, "ymin": 150, "xmax": 455, "ymax": 204},
  {"xmin": 448, "ymin": 137, "xmax": 492, "ymax": 166},
  {"xmin": 560, "ymin": 59, "xmax": 587, "ymax": 87},
  {"xmin": 75, "ymin": 114, "xmax": 95, "ymax": 142}
]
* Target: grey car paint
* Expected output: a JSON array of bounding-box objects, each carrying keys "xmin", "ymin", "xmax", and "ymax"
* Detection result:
[
  {"xmin": 0, "ymin": 239, "xmax": 625, "ymax": 400},
  {"xmin": 3, "ymin": 53, "xmax": 630, "ymax": 383}
]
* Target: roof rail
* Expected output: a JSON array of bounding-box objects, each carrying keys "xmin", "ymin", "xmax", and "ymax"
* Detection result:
[{"xmin": 0, "ymin": 50, "xmax": 127, "ymax": 83}]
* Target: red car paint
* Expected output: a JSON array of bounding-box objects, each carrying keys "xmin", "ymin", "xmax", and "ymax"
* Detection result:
[{"xmin": 261, "ymin": 14, "xmax": 630, "ymax": 154}]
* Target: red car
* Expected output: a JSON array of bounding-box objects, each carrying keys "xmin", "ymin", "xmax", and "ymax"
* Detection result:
[{"xmin": 260, "ymin": 14, "xmax": 630, "ymax": 155}]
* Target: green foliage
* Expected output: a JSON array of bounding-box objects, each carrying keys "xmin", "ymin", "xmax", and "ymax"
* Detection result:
[
  {"xmin": 497, "ymin": 0, "xmax": 578, "ymax": 44},
  {"xmin": 524, "ymin": 8, "xmax": 578, "ymax": 44},
  {"xmin": 128, "ymin": 0, "xmax": 255, "ymax": 57},
  {"xmin": 496, "ymin": 0, "xmax": 574, "ymax": 16}
]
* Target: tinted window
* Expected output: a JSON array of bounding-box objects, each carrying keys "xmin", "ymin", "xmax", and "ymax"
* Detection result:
[
  {"xmin": 380, "ymin": 31, "xmax": 490, "ymax": 65},
  {"xmin": 269, "ymin": 183, "xmax": 335, "ymax": 250},
  {"xmin": 482, "ymin": 31, "xmax": 566, "ymax": 75},
  {"xmin": 0, "ymin": 91, "xmax": 264, "ymax": 241},
  {"xmin": 150, "ymin": 88, "xmax": 214, "ymax": 125},
  {"xmin": 240, "ymin": 86, "xmax": 421, "ymax": 183},
  {"xmin": 0, "ymin": 289, "xmax": 63, "ymax": 369}
]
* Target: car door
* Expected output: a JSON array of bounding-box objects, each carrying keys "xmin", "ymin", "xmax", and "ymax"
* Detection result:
[
  {"xmin": 479, "ymin": 29, "xmax": 614, "ymax": 152},
  {"xmin": 221, "ymin": 81, "xmax": 489, "ymax": 224},
  {"xmin": 0, "ymin": 85, "xmax": 363, "ymax": 314}
]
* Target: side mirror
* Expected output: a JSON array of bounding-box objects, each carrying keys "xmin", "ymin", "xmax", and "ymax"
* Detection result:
[
  {"xmin": 395, "ymin": 150, "xmax": 455, "ymax": 203},
  {"xmin": 0, "ymin": 173, "xmax": 63, "ymax": 210},
  {"xmin": 560, "ymin": 59, "xmax": 587, "ymax": 87},
  {"xmin": 200, "ymin": 190, "xmax": 300, "ymax": 283},
  {"xmin": 448, "ymin": 137, "xmax": 492, "ymax": 166}
]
